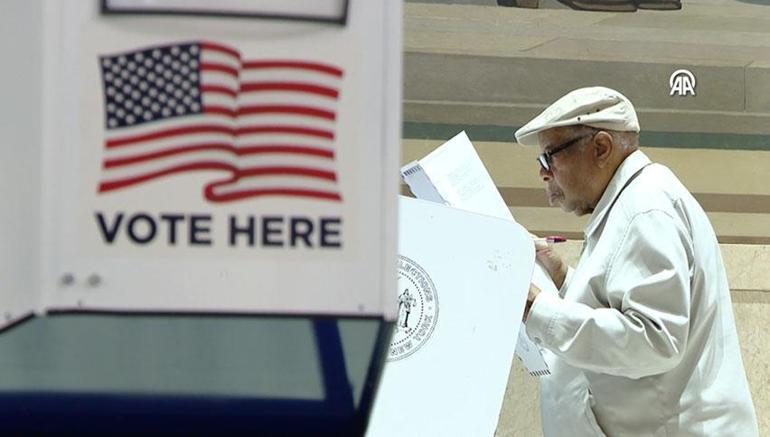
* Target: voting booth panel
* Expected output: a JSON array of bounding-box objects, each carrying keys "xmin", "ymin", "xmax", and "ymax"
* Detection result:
[
  {"xmin": 367, "ymin": 196, "xmax": 535, "ymax": 437},
  {"xmin": 402, "ymin": 130, "xmax": 553, "ymax": 376},
  {"xmin": 0, "ymin": 0, "xmax": 400, "ymax": 434}
]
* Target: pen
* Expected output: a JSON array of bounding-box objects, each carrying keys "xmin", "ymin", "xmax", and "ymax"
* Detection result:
[{"xmin": 533, "ymin": 235, "xmax": 567, "ymax": 244}]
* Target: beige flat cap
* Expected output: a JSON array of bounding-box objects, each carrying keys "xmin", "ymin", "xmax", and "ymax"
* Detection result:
[{"xmin": 514, "ymin": 86, "xmax": 640, "ymax": 146}]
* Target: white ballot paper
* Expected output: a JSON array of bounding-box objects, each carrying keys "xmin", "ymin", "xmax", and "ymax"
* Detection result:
[
  {"xmin": 367, "ymin": 196, "xmax": 535, "ymax": 437},
  {"xmin": 401, "ymin": 130, "xmax": 552, "ymax": 376}
]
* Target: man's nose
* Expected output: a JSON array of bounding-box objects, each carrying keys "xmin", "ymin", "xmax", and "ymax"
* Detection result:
[{"xmin": 539, "ymin": 166, "xmax": 552, "ymax": 181}]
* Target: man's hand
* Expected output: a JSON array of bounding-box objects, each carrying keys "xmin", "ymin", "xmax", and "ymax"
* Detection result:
[
  {"xmin": 523, "ymin": 283, "xmax": 541, "ymax": 321},
  {"xmin": 531, "ymin": 234, "xmax": 569, "ymax": 289}
]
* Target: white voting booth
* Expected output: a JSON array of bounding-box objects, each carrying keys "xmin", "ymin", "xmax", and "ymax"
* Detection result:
[
  {"xmin": 402, "ymin": 131, "xmax": 555, "ymax": 377},
  {"xmin": 0, "ymin": 0, "xmax": 401, "ymax": 434},
  {"xmin": 365, "ymin": 132, "xmax": 547, "ymax": 436},
  {"xmin": 368, "ymin": 196, "xmax": 535, "ymax": 436}
]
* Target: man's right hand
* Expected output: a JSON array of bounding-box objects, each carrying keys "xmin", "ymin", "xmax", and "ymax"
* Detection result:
[{"xmin": 531, "ymin": 234, "xmax": 569, "ymax": 289}]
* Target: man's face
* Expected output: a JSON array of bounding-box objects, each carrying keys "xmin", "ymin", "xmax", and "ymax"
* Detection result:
[{"xmin": 537, "ymin": 127, "xmax": 597, "ymax": 216}]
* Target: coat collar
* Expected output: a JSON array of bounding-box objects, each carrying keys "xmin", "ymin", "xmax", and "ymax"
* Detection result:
[{"xmin": 583, "ymin": 150, "xmax": 651, "ymax": 239}]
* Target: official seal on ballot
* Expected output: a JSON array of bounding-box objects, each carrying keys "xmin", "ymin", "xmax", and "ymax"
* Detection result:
[{"xmin": 389, "ymin": 255, "xmax": 439, "ymax": 361}]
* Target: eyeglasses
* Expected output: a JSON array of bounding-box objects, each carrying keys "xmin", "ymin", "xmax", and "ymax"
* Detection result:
[{"xmin": 536, "ymin": 133, "xmax": 592, "ymax": 172}]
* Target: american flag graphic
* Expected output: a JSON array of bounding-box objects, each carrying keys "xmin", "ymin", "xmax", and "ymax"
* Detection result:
[{"xmin": 98, "ymin": 41, "xmax": 343, "ymax": 202}]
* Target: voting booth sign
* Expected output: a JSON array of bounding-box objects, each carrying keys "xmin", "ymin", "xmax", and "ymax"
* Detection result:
[
  {"xmin": 0, "ymin": 1, "xmax": 399, "ymax": 434},
  {"xmin": 3, "ymin": 0, "xmax": 401, "ymax": 322}
]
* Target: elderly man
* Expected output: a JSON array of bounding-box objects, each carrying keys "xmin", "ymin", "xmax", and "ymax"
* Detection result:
[{"xmin": 516, "ymin": 87, "xmax": 758, "ymax": 436}]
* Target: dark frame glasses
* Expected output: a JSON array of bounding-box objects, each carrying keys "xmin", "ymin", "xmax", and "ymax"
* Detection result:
[{"xmin": 536, "ymin": 133, "xmax": 593, "ymax": 171}]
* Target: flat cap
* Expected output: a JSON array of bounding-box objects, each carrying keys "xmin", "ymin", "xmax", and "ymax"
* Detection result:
[{"xmin": 514, "ymin": 86, "xmax": 640, "ymax": 146}]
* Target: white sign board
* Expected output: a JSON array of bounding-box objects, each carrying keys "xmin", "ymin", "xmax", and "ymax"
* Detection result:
[
  {"xmin": 0, "ymin": 0, "xmax": 400, "ymax": 329},
  {"xmin": 367, "ymin": 196, "xmax": 535, "ymax": 437}
]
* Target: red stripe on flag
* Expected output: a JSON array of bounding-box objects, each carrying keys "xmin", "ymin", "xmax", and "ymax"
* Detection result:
[
  {"xmin": 239, "ymin": 82, "xmax": 339, "ymax": 98},
  {"xmin": 201, "ymin": 84, "xmax": 238, "ymax": 98},
  {"xmin": 99, "ymin": 162, "xmax": 337, "ymax": 192},
  {"xmin": 241, "ymin": 60, "xmax": 343, "ymax": 77},
  {"xmin": 200, "ymin": 62, "xmax": 239, "ymax": 77},
  {"xmin": 238, "ymin": 125, "xmax": 334, "ymax": 140},
  {"xmin": 238, "ymin": 166, "xmax": 337, "ymax": 181},
  {"xmin": 99, "ymin": 161, "xmax": 236, "ymax": 192},
  {"xmin": 204, "ymin": 104, "xmax": 336, "ymax": 120},
  {"xmin": 104, "ymin": 143, "xmax": 334, "ymax": 168},
  {"xmin": 206, "ymin": 187, "xmax": 342, "ymax": 202},
  {"xmin": 240, "ymin": 105, "xmax": 336, "ymax": 120},
  {"xmin": 106, "ymin": 124, "xmax": 334, "ymax": 148},
  {"xmin": 106, "ymin": 124, "xmax": 236, "ymax": 148},
  {"xmin": 201, "ymin": 41, "xmax": 240, "ymax": 59},
  {"xmin": 237, "ymin": 144, "xmax": 334, "ymax": 159}
]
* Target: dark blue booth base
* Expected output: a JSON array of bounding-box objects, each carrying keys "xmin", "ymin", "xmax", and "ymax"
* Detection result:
[
  {"xmin": 0, "ymin": 316, "xmax": 393, "ymax": 436},
  {"xmin": 0, "ymin": 393, "xmax": 362, "ymax": 435}
]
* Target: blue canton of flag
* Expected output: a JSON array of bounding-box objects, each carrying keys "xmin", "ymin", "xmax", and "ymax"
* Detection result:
[{"xmin": 100, "ymin": 43, "xmax": 203, "ymax": 129}]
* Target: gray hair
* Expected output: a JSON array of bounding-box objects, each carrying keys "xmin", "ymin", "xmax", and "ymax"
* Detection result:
[
  {"xmin": 614, "ymin": 130, "xmax": 639, "ymax": 151},
  {"xmin": 572, "ymin": 125, "xmax": 639, "ymax": 151}
]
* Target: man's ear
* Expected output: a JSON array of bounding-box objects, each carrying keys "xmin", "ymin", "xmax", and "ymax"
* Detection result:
[{"xmin": 593, "ymin": 131, "xmax": 613, "ymax": 168}]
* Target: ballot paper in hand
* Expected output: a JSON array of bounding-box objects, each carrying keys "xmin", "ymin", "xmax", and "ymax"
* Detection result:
[{"xmin": 401, "ymin": 130, "xmax": 552, "ymax": 376}]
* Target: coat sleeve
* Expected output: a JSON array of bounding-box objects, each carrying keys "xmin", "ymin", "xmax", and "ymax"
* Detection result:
[{"xmin": 525, "ymin": 209, "xmax": 693, "ymax": 379}]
